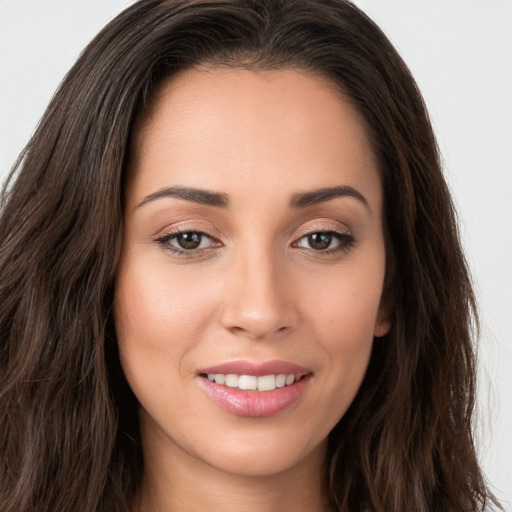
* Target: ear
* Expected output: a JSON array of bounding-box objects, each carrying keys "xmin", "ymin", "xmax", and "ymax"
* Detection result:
[
  {"xmin": 374, "ymin": 298, "xmax": 392, "ymax": 338},
  {"xmin": 374, "ymin": 315, "xmax": 391, "ymax": 338}
]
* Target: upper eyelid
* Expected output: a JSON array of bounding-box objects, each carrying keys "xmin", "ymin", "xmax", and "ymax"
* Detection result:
[
  {"xmin": 156, "ymin": 230, "xmax": 212, "ymax": 240},
  {"xmin": 296, "ymin": 224, "xmax": 349, "ymax": 234},
  {"xmin": 155, "ymin": 230, "xmax": 221, "ymax": 248},
  {"xmin": 292, "ymin": 221, "xmax": 351, "ymax": 237},
  {"xmin": 154, "ymin": 222, "xmax": 222, "ymax": 240},
  {"xmin": 293, "ymin": 229, "xmax": 354, "ymax": 245},
  {"xmin": 152, "ymin": 218, "xmax": 352, "ymax": 240}
]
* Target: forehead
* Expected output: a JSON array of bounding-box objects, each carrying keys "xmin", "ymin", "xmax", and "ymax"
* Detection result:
[{"xmin": 127, "ymin": 67, "xmax": 381, "ymax": 209}]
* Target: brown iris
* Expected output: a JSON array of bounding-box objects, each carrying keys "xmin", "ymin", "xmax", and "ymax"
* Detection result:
[
  {"xmin": 176, "ymin": 232, "xmax": 202, "ymax": 249},
  {"xmin": 308, "ymin": 232, "xmax": 332, "ymax": 250}
]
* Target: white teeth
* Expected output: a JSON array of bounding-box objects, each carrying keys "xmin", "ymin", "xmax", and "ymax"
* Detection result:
[
  {"xmin": 214, "ymin": 374, "xmax": 226, "ymax": 385},
  {"xmin": 225, "ymin": 374, "xmax": 239, "ymax": 388},
  {"xmin": 275, "ymin": 374, "xmax": 286, "ymax": 388},
  {"xmin": 238, "ymin": 375, "xmax": 258, "ymax": 390},
  {"xmin": 207, "ymin": 373, "xmax": 299, "ymax": 391},
  {"xmin": 257, "ymin": 375, "xmax": 276, "ymax": 391}
]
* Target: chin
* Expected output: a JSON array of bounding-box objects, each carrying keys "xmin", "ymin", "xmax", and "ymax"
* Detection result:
[{"xmin": 185, "ymin": 424, "xmax": 328, "ymax": 479}]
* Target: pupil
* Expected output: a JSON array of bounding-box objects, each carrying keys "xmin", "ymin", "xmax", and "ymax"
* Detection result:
[
  {"xmin": 308, "ymin": 232, "xmax": 331, "ymax": 250},
  {"xmin": 177, "ymin": 232, "xmax": 201, "ymax": 249}
]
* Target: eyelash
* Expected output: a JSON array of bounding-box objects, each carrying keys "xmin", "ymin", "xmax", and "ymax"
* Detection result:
[
  {"xmin": 292, "ymin": 228, "xmax": 355, "ymax": 255},
  {"xmin": 154, "ymin": 227, "xmax": 355, "ymax": 257},
  {"xmin": 154, "ymin": 229, "xmax": 219, "ymax": 257}
]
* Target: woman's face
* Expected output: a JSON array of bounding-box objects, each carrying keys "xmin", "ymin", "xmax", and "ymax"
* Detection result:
[{"xmin": 114, "ymin": 68, "xmax": 389, "ymax": 479}]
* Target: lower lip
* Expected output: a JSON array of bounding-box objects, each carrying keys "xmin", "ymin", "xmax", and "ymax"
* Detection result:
[{"xmin": 198, "ymin": 375, "xmax": 311, "ymax": 417}]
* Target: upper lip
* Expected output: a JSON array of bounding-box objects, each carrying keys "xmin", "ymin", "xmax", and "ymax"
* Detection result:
[{"xmin": 197, "ymin": 359, "xmax": 312, "ymax": 377}]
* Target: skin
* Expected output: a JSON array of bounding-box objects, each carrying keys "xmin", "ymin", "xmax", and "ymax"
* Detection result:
[{"xmin": 114, "ymin": 67, "xmax": 390, "ymax": 512}]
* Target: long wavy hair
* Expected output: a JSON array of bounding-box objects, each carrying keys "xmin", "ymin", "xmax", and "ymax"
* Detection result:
[{"xmin": 0, "ymin": 0, "xmax": 501, "ymax": 511}]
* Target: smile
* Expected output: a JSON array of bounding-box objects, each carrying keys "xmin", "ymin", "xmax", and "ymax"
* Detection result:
[
  {"xmin": 204, "ymin": 373, "xmax": 298, "ymax": 391},
  {"xmin": 197, "ymin": 360, "xmax": 312, "ymax": 417}
]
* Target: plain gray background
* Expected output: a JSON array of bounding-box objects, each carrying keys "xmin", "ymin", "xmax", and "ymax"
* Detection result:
[{"xmin": 1, "ymin": 0, "xmax": 511, "ymax": 507}]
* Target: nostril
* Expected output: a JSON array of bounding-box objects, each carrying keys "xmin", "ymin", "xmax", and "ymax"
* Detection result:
[
  {"xmin": 221, "ymin": 298, "xmax": 297, "ymax": 339},
  {"xmin": 226, "ymin": 323, "xmax": 290, "ymax": 340}
]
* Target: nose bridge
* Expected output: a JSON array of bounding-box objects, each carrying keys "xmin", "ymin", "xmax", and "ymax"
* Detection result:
[{"xmin": 221, "ymin": 239, "xmax": 296, "ymax": 339}]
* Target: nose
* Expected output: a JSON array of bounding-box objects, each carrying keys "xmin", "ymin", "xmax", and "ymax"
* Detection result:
[{"xmin": 221, "ymin": 246, "xmax": 298, "ymax": 340}]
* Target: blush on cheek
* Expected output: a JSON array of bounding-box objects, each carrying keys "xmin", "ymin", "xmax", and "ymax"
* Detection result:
[{"xmin": 116, "ymin": 272, "xmax": 222, "ymax": 367}]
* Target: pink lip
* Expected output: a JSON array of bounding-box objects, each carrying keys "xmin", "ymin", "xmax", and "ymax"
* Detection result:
[
  {"xmin": 196, "ymin": 360, "xmax": 312, "ymax": 418},
  {"xmin": 197, "ymin": 359, "xmax": 311, "ymax": 377}
]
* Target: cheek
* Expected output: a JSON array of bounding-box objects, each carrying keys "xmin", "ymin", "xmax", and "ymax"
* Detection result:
[
  {"xmin": 302, "ymin": 259, "xmax": 384, "ymax": 342},
  {"xmin": 113, "ymin": 256, "xmax": 222, "ymax": 398},
  {"xmin": 314, "ymin": 292, "xmax": 375, "ymax": 383},
  {"xmin": 297, "ymin": 259, "xmax": 384, "ymax": 393},
  {"xmin": 115, "ymin": 257, "xmax": 218, "ymax": 346}
]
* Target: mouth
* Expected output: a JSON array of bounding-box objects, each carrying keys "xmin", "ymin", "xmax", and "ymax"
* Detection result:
[
  {"xmin": 199, "ymin": 372, "xmax": 306, "ymax": 391},
  {"xmin": 197, "ymin": 360, "xmax": 312, "ymax": 417}
]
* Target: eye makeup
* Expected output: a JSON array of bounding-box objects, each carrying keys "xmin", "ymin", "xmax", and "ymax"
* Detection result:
[
  {"xmin": 154, "ymin": 228, "xmax": 222, "ymax": 257},
  {"xmin": 153, "ymin": 222, "xmax": 356, "ymax": 259}
]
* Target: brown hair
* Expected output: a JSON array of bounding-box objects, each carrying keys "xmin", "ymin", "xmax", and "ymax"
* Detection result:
[{"xmin": 0, "ymin": 0, "xmax": 501, "ymax": 511}]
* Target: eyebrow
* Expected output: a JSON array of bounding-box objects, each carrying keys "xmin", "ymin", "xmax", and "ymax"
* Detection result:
[
  {"xmin": 289, "ymin": 185, "xmax": 369, "ymax": 209},
  {"xmin": 137, "ymin": 186, "xmax": 229, "ymax": 208},
  {"xmin": 137, "ymin": 184, "xmax": 368, "ymax": 210}
]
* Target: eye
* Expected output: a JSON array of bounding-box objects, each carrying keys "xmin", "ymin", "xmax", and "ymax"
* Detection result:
[
  {"xmin": 155, "ymin": 230, "xmax": 218, "ymax": 254},
  {"xmin": 301, "ymin": 232, "xmax": 334, "ymax": 250},
  {"xmin": 294, "ymin": 230, "xmax": 355, "ymax": 252},
  {"xmin": 172, "ymin": 232, "xmax": 208, "ymax": 250}
]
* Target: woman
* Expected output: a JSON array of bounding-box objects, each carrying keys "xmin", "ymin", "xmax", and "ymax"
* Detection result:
[{"xmin": 0, "ymin": 0, "xmax": 502, "ymax": 511}]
